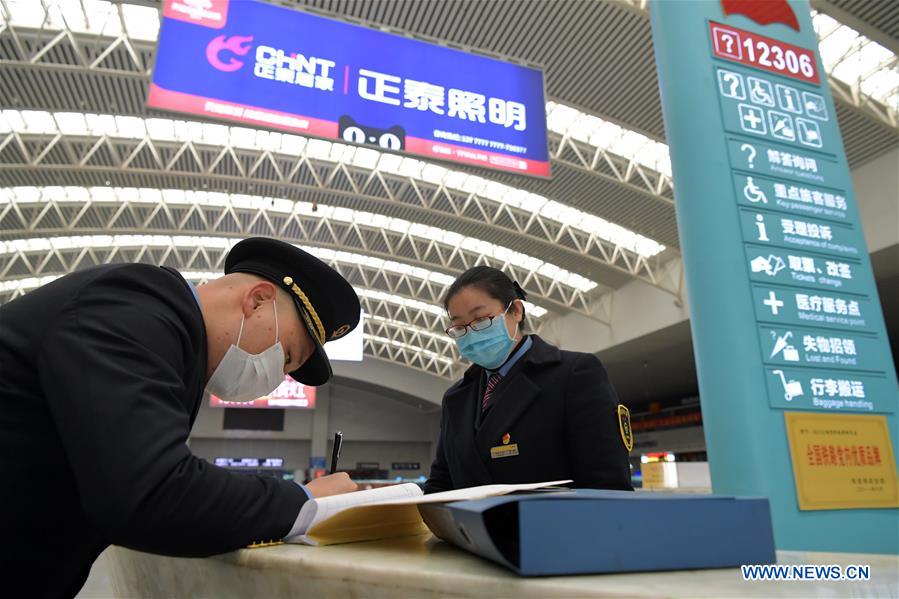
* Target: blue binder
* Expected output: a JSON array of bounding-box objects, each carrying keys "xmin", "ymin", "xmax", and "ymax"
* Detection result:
[{"xmin": 418, "ymin": 490, "xmax": 776, "ymax": 576}]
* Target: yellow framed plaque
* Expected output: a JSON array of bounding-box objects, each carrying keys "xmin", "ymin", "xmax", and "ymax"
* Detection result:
[{"xmin": 784, "ymin": 412, "xmax": 898, "ymax": 510}]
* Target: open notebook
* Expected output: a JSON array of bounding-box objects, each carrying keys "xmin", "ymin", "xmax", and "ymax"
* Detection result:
[{"xmin": 286, "ymin": 480, "xmax": 570, "ymax": 546}]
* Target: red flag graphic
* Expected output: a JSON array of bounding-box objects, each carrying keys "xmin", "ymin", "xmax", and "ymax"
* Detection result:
[{"xmin": 721, "ymin": 0, "xmax": 800, "ymax": 31}]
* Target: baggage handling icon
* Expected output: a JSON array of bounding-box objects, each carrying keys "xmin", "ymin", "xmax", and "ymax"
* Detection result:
[{"xmin": 772, "ymin": 369, "xmax": 803, "ymax": 401}]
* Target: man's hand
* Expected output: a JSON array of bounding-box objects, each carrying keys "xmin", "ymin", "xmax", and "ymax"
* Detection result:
[{"xmin": 305, "ymin": 472, "xmax": 358, "ymax": 498}]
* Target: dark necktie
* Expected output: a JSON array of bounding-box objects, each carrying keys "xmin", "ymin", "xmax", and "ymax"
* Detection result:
[{"xmin": 482, "ymin": 373, "xmax": 503, "ymax": 412}]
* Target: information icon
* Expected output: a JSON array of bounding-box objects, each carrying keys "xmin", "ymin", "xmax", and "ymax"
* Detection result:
[{"xmin": 775, "ymin": 84, "xmax": 802, "ymax": 114}]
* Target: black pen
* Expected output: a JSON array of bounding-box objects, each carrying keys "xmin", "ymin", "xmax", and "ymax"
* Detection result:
[{"xmin": 329, "ymin": 431, "xmax": 343, "ymax": 474}]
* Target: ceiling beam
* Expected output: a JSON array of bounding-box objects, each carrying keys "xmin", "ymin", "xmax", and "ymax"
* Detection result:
[{"xmin": 0, "ymin": 130, "xmax": 681, "ymax": 300}]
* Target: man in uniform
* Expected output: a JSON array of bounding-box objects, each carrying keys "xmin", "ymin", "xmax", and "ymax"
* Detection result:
[{"xmin": 0, "ymin": 237, "xmax": 360, "ymax": 597}]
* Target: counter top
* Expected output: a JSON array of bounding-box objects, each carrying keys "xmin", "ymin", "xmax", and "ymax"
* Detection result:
[{"xmin": 107, "ymin": 533, "xmax": 899, "ymax": 598}]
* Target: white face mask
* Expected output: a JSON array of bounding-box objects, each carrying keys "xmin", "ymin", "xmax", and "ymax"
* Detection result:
[{"xmin": 205, "ymin": 300, "xmax": 286, "ymax": 403}]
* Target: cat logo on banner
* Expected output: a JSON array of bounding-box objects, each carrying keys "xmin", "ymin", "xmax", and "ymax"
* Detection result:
[{"xmin": 618, "ymin": 405, "xmax": 634, "ymax": 452}]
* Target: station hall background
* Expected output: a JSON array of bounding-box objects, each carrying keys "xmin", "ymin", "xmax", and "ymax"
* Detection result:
[{"xmin": 0, "ymin": 0, "xmax": 896, "ymax": 596}]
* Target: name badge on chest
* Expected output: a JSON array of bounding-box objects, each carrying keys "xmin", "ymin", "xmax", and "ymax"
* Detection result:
[{"xmin": 490, "ymin": 432, "xmax": 519, "ymax": 459}]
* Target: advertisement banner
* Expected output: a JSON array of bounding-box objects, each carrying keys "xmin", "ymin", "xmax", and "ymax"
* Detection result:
[{"xmin": 151, "ymin": 0, "xmax": 549, "ymax": 177}]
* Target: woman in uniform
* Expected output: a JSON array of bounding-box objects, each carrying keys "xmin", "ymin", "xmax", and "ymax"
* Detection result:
[{"xmin": 424, "ymin": 266, "xmax": 633, "ymax": 493}]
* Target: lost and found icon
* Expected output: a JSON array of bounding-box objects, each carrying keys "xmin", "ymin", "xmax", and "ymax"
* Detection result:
[{"xmin": 769, "ymin": 330, "xmax": 800, "ymax": 362}]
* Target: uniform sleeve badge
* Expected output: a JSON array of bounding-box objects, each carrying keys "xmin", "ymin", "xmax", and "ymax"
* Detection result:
[{"xmin": 617, "ymin": 404, "xmax": 634, "ymax": 452}]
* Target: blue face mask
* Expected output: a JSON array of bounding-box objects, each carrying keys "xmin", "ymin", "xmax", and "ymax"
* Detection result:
[{"xmin": 454, "ymin": 302, "xmax": 519, "ymax": 370}]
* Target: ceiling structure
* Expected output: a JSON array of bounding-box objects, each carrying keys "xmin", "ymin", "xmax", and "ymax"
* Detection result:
[{"xmin": 0, "ymin": 0, "xmax": 896, "ymax": 391}]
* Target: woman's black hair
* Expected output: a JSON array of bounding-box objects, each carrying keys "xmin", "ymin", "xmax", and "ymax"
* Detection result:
[{"xmin": 443, "ymin": 266, "xmax": 527, "ymax": 329}]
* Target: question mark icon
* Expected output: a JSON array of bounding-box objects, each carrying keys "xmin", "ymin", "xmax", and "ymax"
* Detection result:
[
  {"xmin": 723, "ymin": 73, "xmax": 741, "ymax": 98},
  {"xmin": 723, "ymin": 35, "xmax": 735, "ymax": 55},
  {"xmin": 741, "ymin": 143, "xmax": 756, "ymax": 169}
]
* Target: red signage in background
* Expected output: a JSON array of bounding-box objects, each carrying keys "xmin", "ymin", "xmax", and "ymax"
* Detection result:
[
  {"xmin": 631, "ymin": 411, "xmax": 703, "ymax": 432},
  {"xmin": 163, "ymin": 0, "xmax": 229, "ymax": 29},
  {"xmin": 209, "ymin": 375, "xmax": 317, "ymax": 409},
  {"xmin": 720, "ymin": 0, "xmax": 800, "ymax": 32},
  {"xmin": 710, "ymin": 21, "xmax": 820, "ymax": 84}
]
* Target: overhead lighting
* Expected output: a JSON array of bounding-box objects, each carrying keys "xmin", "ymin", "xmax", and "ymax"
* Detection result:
[
  {"xmin": 0, "ymin": 234, "xmax": 431, "ymax": 282},
  {"xmin": 0, "ymin": 233, "xmax": 551, "ymax": 318},
  {"xmin": 1, "ymin": 271, "xmax": 216, "ymax": 293},
  {"xmin": 0, "ymin": 186, "xmax": 599, "ymax": 292},
  {"xmin": 367, "ymin": 313, "xmax": 454, "ymax": 343},
  {"xmin": 2, "ymin": 1, "xmax": 895, "ymax": 172},
  {"xmin": 0, "ymin": 273, "xmax": 457, "ymax": 364},
  {"xmin": 0, "ymin": 275, "xmax": 63, "ymax": 293},
  {"xmin": 0, "ymin": 109, "xmax": 667, "ymax": 258},
  {"xmin": 356, "ymin": 287, "xmax": 547, "ymax": 319},
  {"xmin": 546, "ymin": 102, "xmax": 673, "ymax": 177},
  {"xmin": 0, "ymin": 272, "xmax": 449, "ymax": 325},
  {"xmin": 355, "ymin": 288, "xmax": 446, "ymax": 317},
  {"xmin": 812, "ymin": 11, "xmax": 899, "ymax": 110},
  {"xmin": 364, "ymin": 333, "xmax": 454, "ymax": 365},
  {"xmin": 0, "ymin": 0, "xmax": 160, "ymax": 41}
]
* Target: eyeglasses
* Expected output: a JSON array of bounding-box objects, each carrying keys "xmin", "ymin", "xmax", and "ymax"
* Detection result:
[{"xmin": 444, "ymin": 302, "xmax": 512, "ymax": 339}]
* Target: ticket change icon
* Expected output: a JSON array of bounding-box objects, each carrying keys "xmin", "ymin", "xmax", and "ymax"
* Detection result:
[
  {"xmin": 802, "ymin": 91, "xmax": 828, "ymax": 121},
  {"xmin": 751, "ymin": 254, "xmax": 785, "ymax": 276}
]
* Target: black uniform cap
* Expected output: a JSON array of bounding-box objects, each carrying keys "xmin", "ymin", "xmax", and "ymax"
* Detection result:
[{"xmin": 224, "ymin": 237, "xmax": 360, "ymax": 386}]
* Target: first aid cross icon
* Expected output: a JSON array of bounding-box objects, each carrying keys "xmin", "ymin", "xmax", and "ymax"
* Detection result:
[
  {"xmin": 739, "ymin": 104, "xmax": 766, "ymax": 134},
  {"xmin": 763, "ymin": 291, "xmax": 785, "ymax": 315}
]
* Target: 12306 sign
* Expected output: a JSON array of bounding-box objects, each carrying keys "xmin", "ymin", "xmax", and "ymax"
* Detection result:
[{"xmin": 710, "ymin": 22, "xmax": 819, "ymax": 84}]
